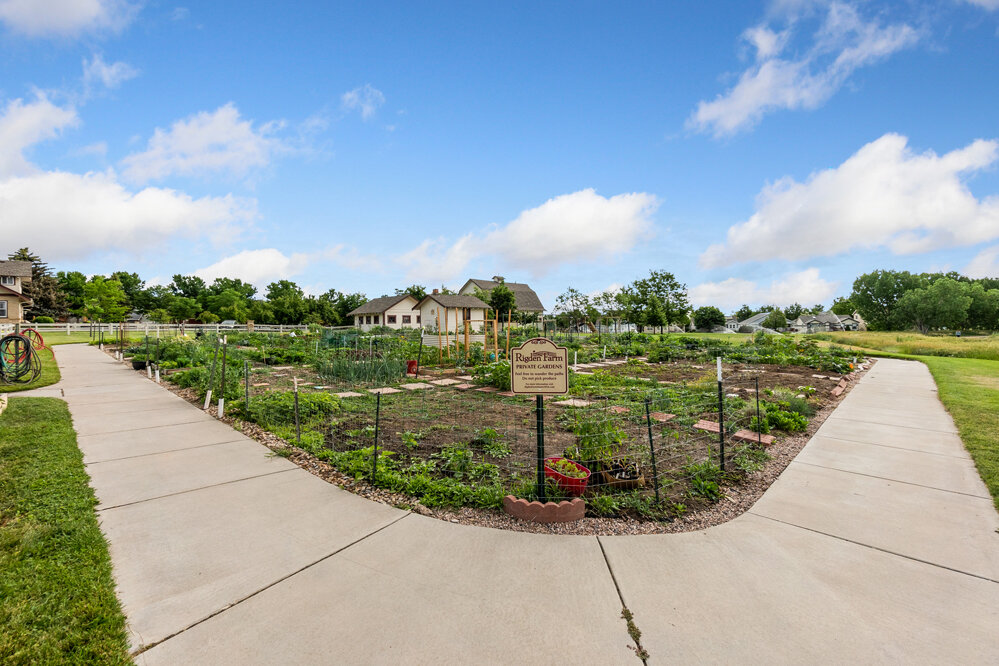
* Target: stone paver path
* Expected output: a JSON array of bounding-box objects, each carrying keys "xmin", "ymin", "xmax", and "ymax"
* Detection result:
[{"xmin": 13, "ymin": 348, "xmax": 999, "ymax": 663}]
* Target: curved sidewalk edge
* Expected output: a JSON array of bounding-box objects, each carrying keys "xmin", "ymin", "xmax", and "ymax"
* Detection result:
[{"xmin": 20, "ymin": 346, "xmax": 999, "ymax": 664}]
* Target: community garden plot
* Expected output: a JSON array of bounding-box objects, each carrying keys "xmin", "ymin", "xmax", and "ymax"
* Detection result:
[{"xmin": 109, "ymin": 328, "xmax": 868, "ymax": 527}]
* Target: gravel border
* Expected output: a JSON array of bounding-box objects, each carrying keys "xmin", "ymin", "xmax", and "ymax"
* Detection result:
[{"xmin": 128, "ymin": 350, "xmax": 873, "ymax": 536}]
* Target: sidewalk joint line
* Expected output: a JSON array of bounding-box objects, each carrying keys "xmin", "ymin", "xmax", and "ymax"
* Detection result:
[
  {"xmin": 790, "ymin": 460, "xmax": 992, "ymax": 500},
  {"xmin": 747, "ymin": 512, "xmax": 999, "ymax": 585},
  {"xmin": 810, "ymin": 433, "xmax": 968, "ymax": 460},
  {"xmin": 130, "ymin": 511, "xmax": 413, "ymax": 657},
  {"xmin": 75, "ymin": 416, "xmax": 216, "ymax": 437},
  {"xmin": 597, "ymin": 536, "xmax": 650, "ymax": 664},
  {"xmin": 97, "ymin": 468, "xmax": 297, "ymax": 512},
  {"xmin": 86, "ymin": 438, "xmax": 252, "ymax": 464},
  {"xmin": 826, "ymin": 415, "xmax": 957, "ymax": 435}
]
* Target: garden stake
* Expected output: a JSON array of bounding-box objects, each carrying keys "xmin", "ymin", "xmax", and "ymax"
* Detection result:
[
  {"xmin": 372, "ymin": 392, "xmax": 381, "ymax": 482},
  {"xmin": 755, "ymin": 376, "xmax": 762, "ymax": 447},
  {"xmin": 218, "ymin": 336, "xmax": 228, "ymax": 418},
  {"xmin": 645, "ymin": 398, "xmax": 660, "ymax": 503},
  {"xmin": 244, "ymin": 360, "xmax": 250, "ymax": 410},
  {"xmin": 293, "ymin": 377, "xmax": 301, "ymax": 444},
  {"xmin": 415, "ymin": 335, "xmax": 424, "ymax": 378},
  {"xmin": 535, "ymin": 395, "xmax": 546, "ymax": 502},
  {"xmin": 717, "ymin": 356, "xmax": 725, "ymax": 472},
  {"xmin": 204, "ymin": 338, "xmax": 221, "ymax": 410}
]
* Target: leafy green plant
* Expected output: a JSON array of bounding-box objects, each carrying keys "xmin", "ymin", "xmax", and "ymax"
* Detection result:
[{"xmin": 545, "ymin": 457, "xmax": 587, "ymax": 479}]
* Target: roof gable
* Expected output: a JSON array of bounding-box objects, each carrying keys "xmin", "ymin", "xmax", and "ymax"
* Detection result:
[
  {"xmin": 347, "ymin": 294, "xmax": 417, "ymax": 316},
  {"xmin": 460, "ymin": 278, "xmax": 545, "ymax": 311},
  {"xmin": 414, "ymin": 293, "xmax": 489, "ymax": 310},
  {"xmin": 0, "ymin": 260, "xmax": 32, "ymax": 278}
]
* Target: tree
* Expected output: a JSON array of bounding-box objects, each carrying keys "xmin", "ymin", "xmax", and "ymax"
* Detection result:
[
  {"xmin": 555, "ymin": 288, "xmax": 596, "ymax": 331},
  {"xmin": 693, "ymin": 306, "xmax": 726, "ymax": 331},
  {"xmin": 645, "ymin": 295, "xmax": 666, "ymax": 332},
  {"xmin": 962, "ymin": 283, "xmax": 999, "ymax": 330},
  {"xmin": 734, "ymin": 304, "xmax": 755, "ymax": 322},
  {"xmin": 109, "ymin": 271, "xmax": 144, "ymax": 312},
  {"xmin": 207, "ymin": 277, "xmax": 256, "ymax": 300},
  {"xmin": 83, "ymin": 277, "xmax": 128, "ymax": 322},
  {"xmin": 895, "ymin": 278, "xmax": 971, "ymax": 334},
  {"xmin": 761, "ymin": 310, "xmax": 787, "ymax": 330},
  {"xmin": 9, "ymin": 248, "xmax": 69, "ymax": 320},
  {"xmin": 207, "ymin": 289, "xmax": 250, "ymax": 322},
  {"xmin": 489, "ymin": 282, "xmax": 517, "ymax": 322},
  {"xmin": 248, "ymin": 300, "xmax": 275, "ymax": 324},
  {"xmin": 633, "ymin": 270, "xmax": 690, "ymax": 329},
  {"xmin": 57, "ymin": 270, "xmax": 88, "ymax": 316},
  {"xmin": 783, "ymin": 302, "xmax": 805, "ymax": 320},
  {"xmin": 170, "ymin": 275, "xmax": 207, "ymax": 300},
  {"xmin": 850, "ymin": 270, "xmax": 924, "ymax": 330},
  {"xmin": 395, "ymin": 284, "xmax": 427, "ymax": 301},
  {"xmin": 829, "ymin": 297, "xmax": 855, "ymax": 315},
  {"xmin": 168, "ymin": 296, "xmax": 201, "ymax": 323},
  {"xmin": 266, "ymin": 280, "xmax": 307, "ymax": 324}
]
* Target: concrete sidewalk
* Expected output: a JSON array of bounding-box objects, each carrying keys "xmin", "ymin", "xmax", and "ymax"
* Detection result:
[{"xmin": 16, "ymin": 346, "xmax": 999, "ymax": 663}]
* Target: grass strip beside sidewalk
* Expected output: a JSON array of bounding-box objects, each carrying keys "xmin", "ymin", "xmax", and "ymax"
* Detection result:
[{"xmin": 0, "ymin": 398, "xmax": 131, "ymax": 664}]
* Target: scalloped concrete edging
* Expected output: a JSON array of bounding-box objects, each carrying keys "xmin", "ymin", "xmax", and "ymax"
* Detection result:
[{"xmin": 502, "ymin": 495, "xmax": 585, "ymax": 523}]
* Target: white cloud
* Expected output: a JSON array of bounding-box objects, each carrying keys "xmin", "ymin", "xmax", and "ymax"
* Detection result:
[
  {"xmin": 0, "ymin": 0, "xmax": 137, "ymax": 37},
  {"xmin": 689, "ymin": 2, "xmax": 920, "ymax": 136},
  {"xmin": 194, "ymin": 249, "xmax": 310, "ymax": 288},
  {"xmin": 341, "ymin": 84, "xmax": 385, "ymax": 120},
  {"xmin": 83, "ymin": 54, "xmax": 138, "ymax": 93},
  {"xmin": 689, "ymin": 268, "xmax": 837, "ymax": 309},
  {"xmin": 121, "ymin": 103, "xmax": 287, "ymax": 182},
  {"xmin": 701, "ymin": 134, "xmax": 999, "ymax": 268},
  {"xmin": 0, "ymin": 93, "xmax": 79, "ymax": 177},
  {"xmin": 965, "ymin": 0, "xmax": 999, "ymax": 10},
  {"xmin": 397, "ymin": 189, "xmax": 658, "ymax": 282},
  {"xmin": 171, "ymin": 7, "xmax": 189, "ymax": 20},
  {"xmin": 965, "ymin": 246, "xmax": 999, "ymax": 278},
  {"xmin": 0, "ymin": 169, "xmax": 255, "ymax": 261}
]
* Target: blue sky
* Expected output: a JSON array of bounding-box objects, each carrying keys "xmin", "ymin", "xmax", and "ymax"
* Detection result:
[{"xmin": 2, "ymin": 0, "xmax": 998, "ymax": 312}]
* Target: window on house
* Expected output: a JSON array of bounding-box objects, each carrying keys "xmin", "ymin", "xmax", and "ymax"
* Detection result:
[
  {"xmin": 0, "ymin": 276, "xmax": 14, "ymax": 286},
  {"xmin": 373, "ymin": 315, "xmax": 379, "ymax": 324},
  {"xmin": 402, "ymin": 315, "xmax": 411, "ymax": 324},
  {"xmin": 0, "ymin": 300, "xmax": 7, "ymax": 318},
  {"xmin": 366, "ymin": 315, "xmax": 372, "ymax": 324},
  {"xmin": 462, "ymin": 307, "xmax": 471, "ymax": 320},
  {"xmin": 416, "ymin": 315, "xmax": 421, "ymax": 324},
  {"xmin": 387, "ymin": 315, "xmax": 397, "ymax": 324}
]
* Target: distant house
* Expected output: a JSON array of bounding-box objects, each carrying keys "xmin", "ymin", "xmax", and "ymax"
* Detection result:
[
  {"xmin": 724, "ymin": 316, "xmax": 739, "ymax": 331},
  {"xmin": 0, "ymin": 260, "xmax": 33, "ymax": 324},
  {"xmin": 458, "ymin": 276, "xmax": 545, "ymax": 313},
  {"xmin": 790, "ymin": 311, "xmax": 863, "ymax": 333},
  {"xmin": 413, "ymin": 291, "xmax": 489, "ymax": 333},
  {"xmin": 736, "ymin": 312, "xmax": 779, "ymax": 332},
  {"xmin": 348, "ymin": 294, "xmax": 421, "ymax": 332}
]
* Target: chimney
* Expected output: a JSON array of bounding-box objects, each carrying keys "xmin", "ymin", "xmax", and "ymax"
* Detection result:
[
  {"xmin": 432, "ymin": 288, "xmax": 439, "ymax": 295},
  {"xmin": 492, "ymin": 275, "xmax": 505, "ymax": 282}
]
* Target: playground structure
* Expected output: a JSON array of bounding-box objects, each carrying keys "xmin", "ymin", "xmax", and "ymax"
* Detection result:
[{"xmin": 0, "ymin": 327, "xmax": 44, "ymax": 385}]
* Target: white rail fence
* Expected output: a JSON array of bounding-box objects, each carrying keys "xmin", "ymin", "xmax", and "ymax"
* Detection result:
[{"xmin": 0, "ymin": 322, "xmax": 310, "ymax": 337}]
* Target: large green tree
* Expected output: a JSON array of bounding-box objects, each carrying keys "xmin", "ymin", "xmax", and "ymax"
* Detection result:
[
  {"xmin": 488, "ymin": 282, "xmax": 517, "ymax": 322},
  {"xmin": 395, "ymin": 284, "xmax": 427, "ymax": 301},
  {"xmin": 57, "ymin": 270, "xmax": 88, "ymax": 316},
  {"xmin": 761, "ymin": 310, "xmax": 787, "ymax": 330},
  {"xmin": 83, "ymin": 277, "xmax": 128, "ymax": 322},
  {"xmin": 8, "ymin": 248, "xmax": 69, "ymax": 320},
  {"xmin": 850, "ymin": 270, "xmax": 925, "ymax": 330},
  {"xmin": 734, "ymin": 304, "xmax": 755, "ymax": 322},
  {"xmin": 266, "ymin": 280, "xmax": 307, "ymax": 324},
  {"xmin": 693, "ymin": 306, "xmax": 726, "ymax": 331},
  {"xmin": 894, "ymin": 278, "xmax": 972, "ymax": 334}
]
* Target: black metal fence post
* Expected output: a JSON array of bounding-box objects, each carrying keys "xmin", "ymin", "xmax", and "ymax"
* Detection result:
[
  {"xmin": 372, "ymin": 392, "xmax": 381, "ymax": 482},
  {"xmin": 294, "ymin": 378, "xmax": 301, "ymax": 445},
  {"xmin": 755, "ymin": 376, "xmax": 761, "ymax": 447},
  {"xmin": 717, "ymin": 357, "xmax": 725, "ymax": 471},
  {"xmin": 244, "ymin": 360, "xmax": 250, "ymax": 410},
  {"xmin": 644, "ymin": 398, "xmax": 660, "ymax": 503},
  {"xmin": 145, "ymin": 335, "xmax": 150, "ymax": 370},
  {"xmin": 536, "ymin": 394, "xmax": 546, "ymax": 502}
]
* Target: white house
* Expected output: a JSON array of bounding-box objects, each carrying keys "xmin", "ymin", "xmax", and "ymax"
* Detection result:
[
  {"xmin": 413, "ymin": 291, "xmax": 489, "ymax": 333},
  {"xmin": 348, "ymin": 294, "xmax": 421, "ymax": 332},
  {"xmin": 790, "ymin": 311, "xmax": 864, "ymax": 333}
]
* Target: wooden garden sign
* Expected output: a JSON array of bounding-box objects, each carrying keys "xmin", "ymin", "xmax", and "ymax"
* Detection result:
[{"xmin": 510, "ymin": 338, "xmax": 568, "ymax": 395}]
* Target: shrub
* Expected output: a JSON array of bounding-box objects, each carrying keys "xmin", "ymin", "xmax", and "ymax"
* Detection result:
[{"xmin": 32, "ymin": 316, "xmax": 54, "ymax": 323}]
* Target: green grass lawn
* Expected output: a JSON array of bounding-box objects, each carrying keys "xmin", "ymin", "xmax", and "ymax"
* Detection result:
[
  {"xmin": 921, "ymin": 357, "xmax": 999, "ymax": 512},
  {"xmin": 0, "ymin": 398, "xmax": 131, "ymax": 664},
  {"xmin": 817, "ymin": 330, "xmax": 999, "ymax": 361},
  {"xmin": 0, "ymin": 346, "xmax": 60, "ymax": 394}
]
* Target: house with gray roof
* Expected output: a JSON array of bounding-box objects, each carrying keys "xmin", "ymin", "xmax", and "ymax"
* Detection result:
[
  {"xmin": 790, "ymin": 311, "xmax": 863, "ymax": 333},
  {"xmin": 347, "ymin": 294, "xmax": 421, "ymax": 332},
  {"xmin": 413, "ymin": 291, "xmax": 489, "ymax": 333},
  {"xmin": 458, "ymin": 276, "xmax": 545, "ymax": 313},
  {"xmin": 0, "ymin": 260, "xmax": 33, "ymax": 324}
]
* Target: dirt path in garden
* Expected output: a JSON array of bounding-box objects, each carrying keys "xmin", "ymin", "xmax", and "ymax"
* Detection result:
[{"xmin": 23, "ymin": 345, "xmax": 999, "ymax": 663}]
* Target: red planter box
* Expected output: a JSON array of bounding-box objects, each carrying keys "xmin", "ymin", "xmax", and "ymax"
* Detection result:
[{"xmin": 544, "ymin": 457, "xmax": 591, "ymax": 497}]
